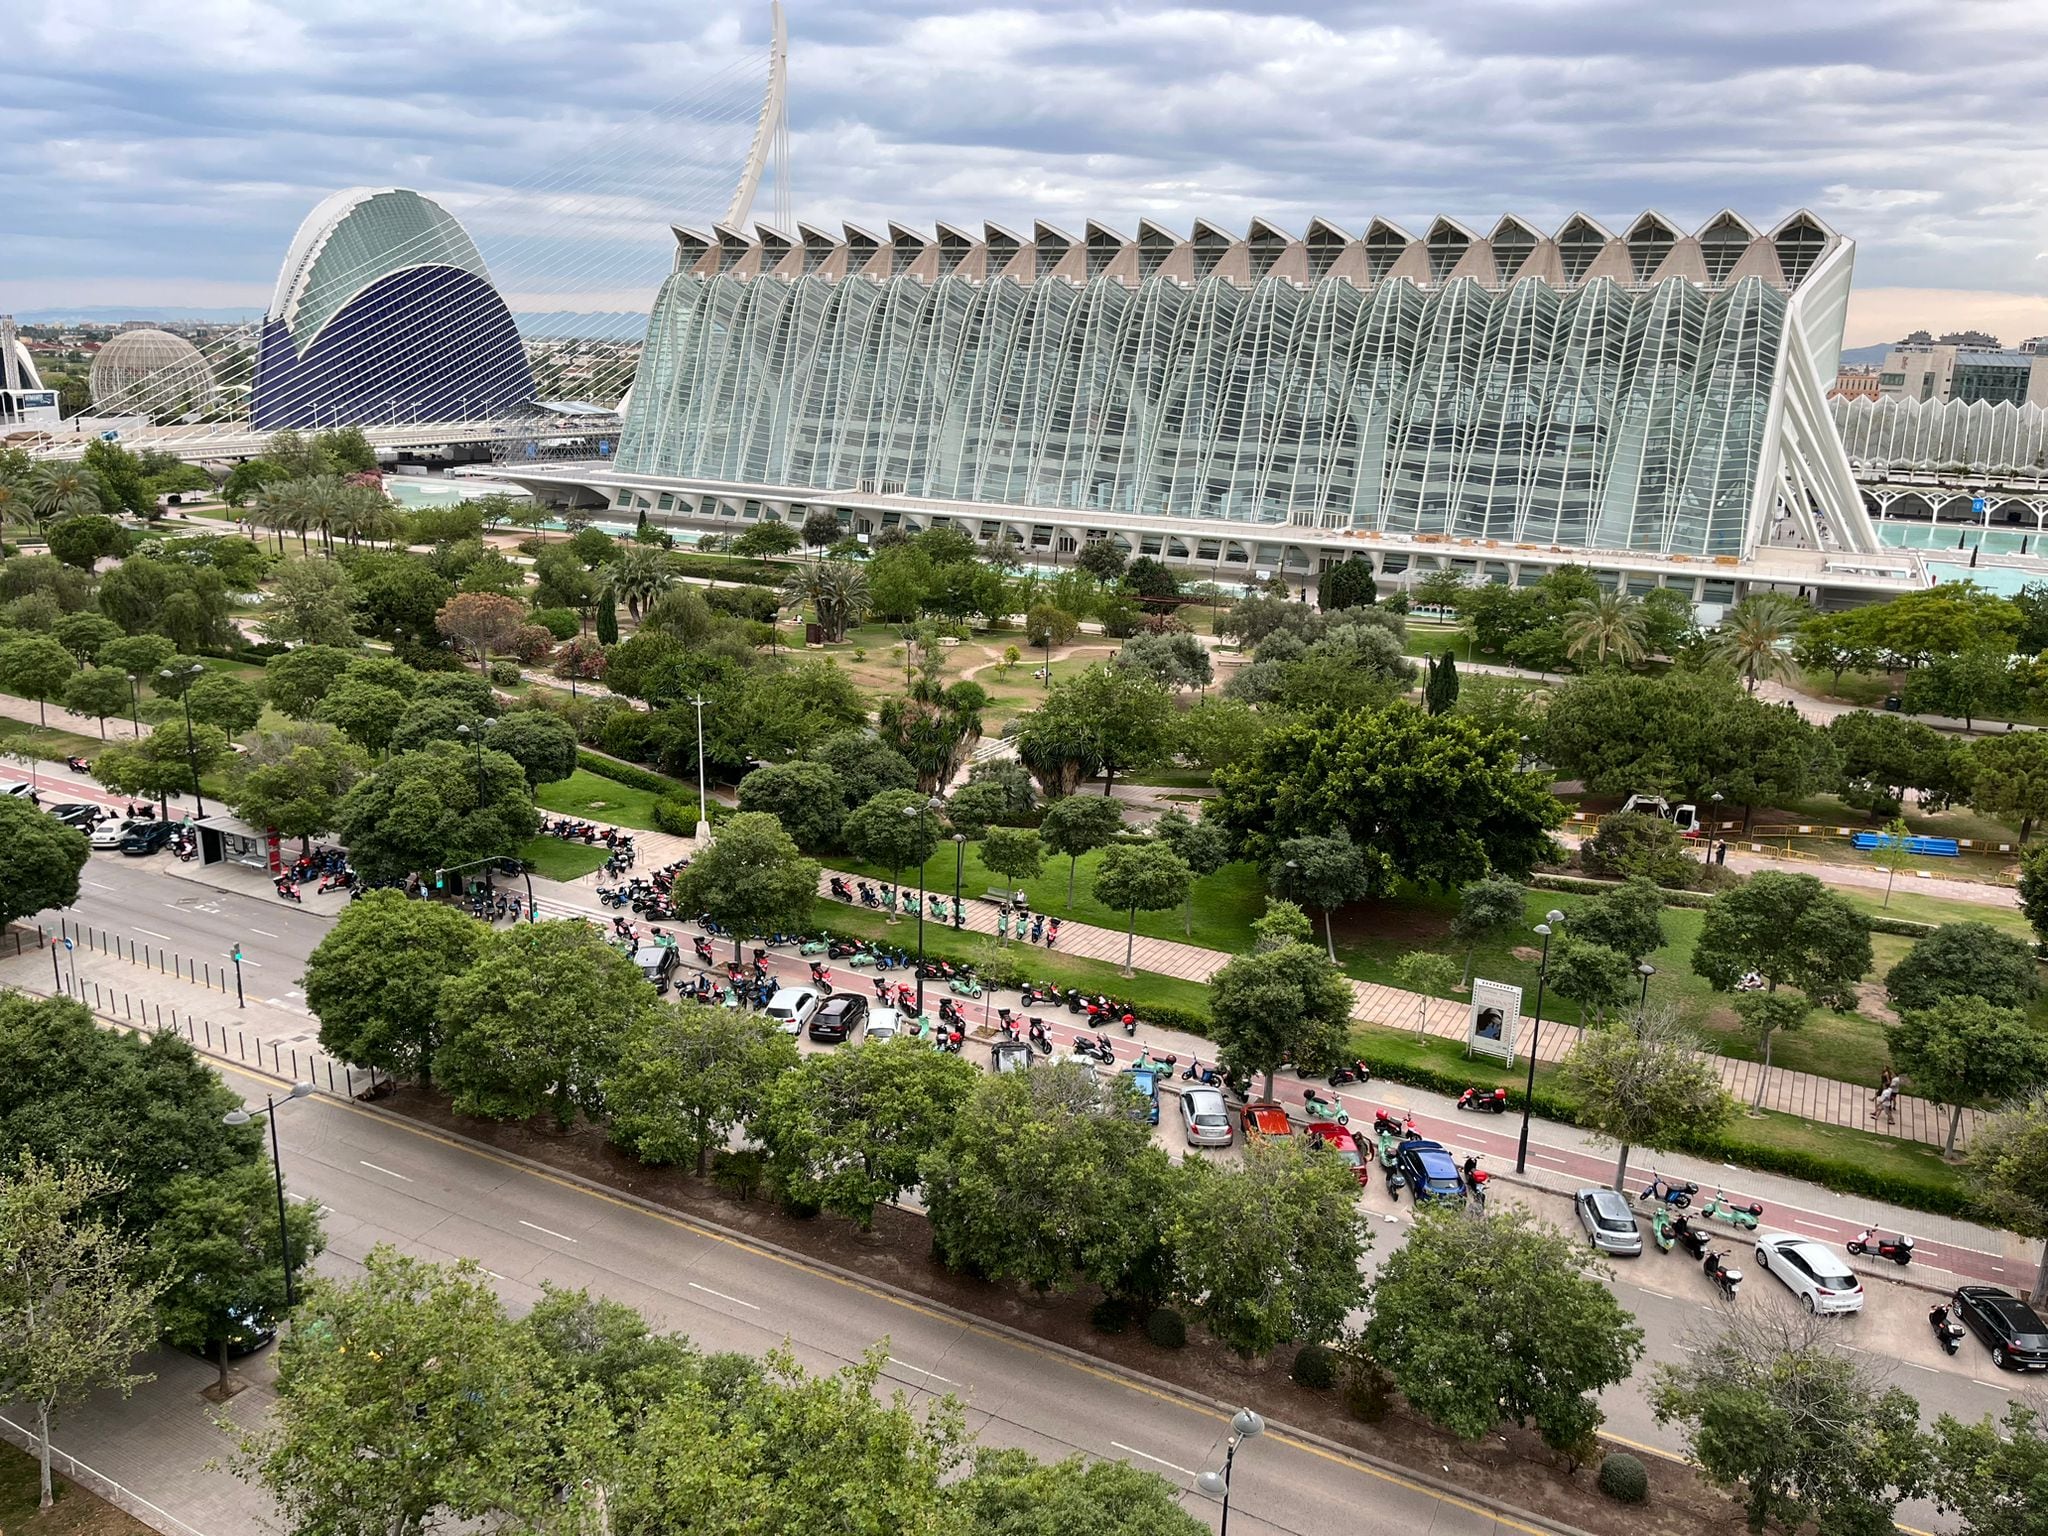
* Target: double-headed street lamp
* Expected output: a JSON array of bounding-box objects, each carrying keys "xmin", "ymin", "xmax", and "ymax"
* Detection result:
[
  {"xmin": 904, "ymin": 796, "xmax": 944, "ymax": 1018},
  {"xmin": 687, "ymin": 694, "xmax": 710, "ymax": 841},
  {"xmin": 1514, "ymin": 908, "xmax": 1567, "ymax": 1175},
  {"xmin": 1196, "ymin": 1407, "xmax": 1264, "ymax": 1535},
  {"xmin": 223, "ymin": 1082, "xmax": 315, "ymax": 1307},
  {"xmin": 454, "ymin": 717, "xmax": 498, "ymax": 806},
  {"xmin": 159, "ymin": 662, "xmax": 207, "ymax": 817}
]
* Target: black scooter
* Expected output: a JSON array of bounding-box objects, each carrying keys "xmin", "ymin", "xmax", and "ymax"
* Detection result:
[
  {"xmin": 1929, "ymin": 1304, "xmax": 1964, "ymax": 1356},
  {"xmin": 1703, "ymin": 1249, "xmax": 1742, "ymax": 1301}
]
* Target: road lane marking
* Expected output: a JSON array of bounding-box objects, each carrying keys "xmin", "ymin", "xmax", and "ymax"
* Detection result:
[
  {"xmin": 251, "ymin": 928, "xmax": 278, "ymax": 938},
  {"xmin": 1635, "ymin": 1286, "xmax": 1674, "ymax": 1300},
  {"xmin": 358, "ymin": 1160, "xmax": 412, "ymax": 1182},
  {"xmin": 687, "ymin": 1281, "xmax": 758, "ymax": 1310},
  {"xmin": 1793, "ymin": 1220, "xmax": 1833, "ymax": 1233},
  {"xmin": 136, "ymin": 928, "xmax": 173, "ymax": 941},
  {"xmin": 888, "ymin": 1356, "xmax": 957, "ymax": 1385},
  {"xmin": 83, "ymin": 880, "xmax": 112, "ymax": 891},
  {"xmin": 238, "ymin": 958, "xmax": 262, "ymax": 968},
  {"xmin": 518, "ymin": 1219, "xmax": 579, "ymax": 1244},
  {"xmin": 1110, "ymin": 1442, "xmax": 1197, "ymax": 1478}
]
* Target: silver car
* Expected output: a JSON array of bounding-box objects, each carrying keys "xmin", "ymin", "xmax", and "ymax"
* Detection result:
[
  {"xmin": 1575, "ymin": 1187, "xmax": 1643, "ymax": 1257},
  {"xmin": 1178, "ymin": 1086, "xmax": 1235, "ymax": 1148},
  {"xmin": 764, "ymin": 985, "xmax": 823, "ymax": 1036},
  {"xmin": 862, "ymin": 1007, "xmax": 902, "ymax": 1043}
]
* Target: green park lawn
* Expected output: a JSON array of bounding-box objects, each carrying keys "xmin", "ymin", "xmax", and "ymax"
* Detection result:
[
  {"xmin": 519, "ymin": 834, "xmax": 609, "ymax": 881},
  {"xmin": 534, "ymin": 769, "xmax": 669, "ymax": 831},
  {"xmin": 0, "ymin": 716, "xmax": 107, "ymax": 762}
]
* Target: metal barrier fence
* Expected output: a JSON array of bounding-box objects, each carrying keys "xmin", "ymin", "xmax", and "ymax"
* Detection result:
[
  {"xmin": 0, "ymin": 1412, "xmax": 213, "ymax": 1536},
  {"xmin": 40, "ymin": 917, "xmax": 236, "ymax": 997}
]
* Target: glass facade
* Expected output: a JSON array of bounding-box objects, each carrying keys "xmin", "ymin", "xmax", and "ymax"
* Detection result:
[
  {"xmin": 619, "ymin": 268, "xmax": 1789, "ymax": 558},
  {"xmin": 1834, "ymin": 395, "xmax": 2048, "ymax": 478}
]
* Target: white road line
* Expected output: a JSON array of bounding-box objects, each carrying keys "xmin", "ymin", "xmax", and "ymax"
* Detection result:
[
  {"xmin": 251, "ymin": 928, "xmax": 278, "ymax": 938},
  {"xmin": 1109, "ymin": 1442, "xmax": 1198, "ymax": 1479},
  {"xmin": 358, "ymin": 1160, "xmax": 412, "ymax": 1183},
  {"xmin": 82, "ymin": 880, "xmax": 112, "ymax": 891},
  {"xmin": 1905, "ymin": 1362, "xmax": 1938, "ymax": 1373},
  {"xmin": 135, "ymin": 927, "xmax": 173, "ymax": 941},
  {"xmin": 518, "ymin": 1219, "xmax": 578, "ymax": 1244},
  {"xmin": 688, "ymin": 1281, "xmax": 759, "ymax": 1310},
  {"xmin": 238, "ymin": 958, "xmax": 262, "ymax": 968},
  {"xmin": 1530, "ymin": 1153, "xmax": 1571, "ymax": 1167},
  {"xmin": 887, "ymin": 1356, "xmax": 957, "ymax": 1385},
  {"xmin": 1793, "ymin": 1220, "xmax": 1833, "ymax": 1233},
  {"xmin": 1635, "ymin": 1286, "xmax": 1674, "ymax": 1300}
]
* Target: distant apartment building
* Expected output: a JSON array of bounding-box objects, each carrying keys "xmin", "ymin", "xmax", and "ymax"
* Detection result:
[
  {"xmin": 1878, "ymin": 341, "xmax": 2048, "ymax": 406},
  {"xmin": 1831, "ymin": 364, "xmax": 1882, "ymax": 400}
]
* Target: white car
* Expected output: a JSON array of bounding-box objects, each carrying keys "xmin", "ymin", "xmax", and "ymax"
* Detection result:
[
  {"xmin": 0, "ymin": 780, "xmax": 36, "ymax": 800},
  {"xmin": 863, "ymin": 1007, "xmax": 902, "ymax": 1043},
  {"xmin": 90, "ymin": 819, "xmax": 139, "ymax": 849},
  {"xmin": 764, "ymin": 985, "xmax": 823, "ymax": 1036},
  {"xmin": 1755, "ymin": 1234, "xmax": 1864, "ymax": 1315}
]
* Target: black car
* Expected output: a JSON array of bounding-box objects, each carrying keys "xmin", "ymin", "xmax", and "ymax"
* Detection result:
[
  {"xmin": 1953, "ymin": 1285, "xmax": 2048, "ymax": 1371},
  {"xmin": 45, "ymin": 802, "xmax": 102, "ymax": 830},
  {"xmin": 120, "ymin": 821, "xmax": 176, "ymax": 856},
  {"xmin": 809, "ymin": 992, "xmax": 867, "ymax": 1044},
  {"xmin": 629, "ymin": 943, "xmax": 680, "ymax": 994},
  {"xmin": 1392, "ymin": 1138, "xmax": 1467, "ymax": 1206}
]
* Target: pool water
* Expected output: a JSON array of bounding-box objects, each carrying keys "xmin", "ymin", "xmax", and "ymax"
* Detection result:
[
  {"xmin": 1925, "ymin": 561, "xmax": 2036, "ymax": 595},
  {"xmin": 1878, "ymin": 522, "xmax": 2040, "ymax": 555},
  {"xmin": 384, "ymin": 477, "xmax": 533, "ymax": 509}
]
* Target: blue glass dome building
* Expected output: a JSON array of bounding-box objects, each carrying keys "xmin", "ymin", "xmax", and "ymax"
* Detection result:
[{"xmin": 251, "ymin": 188, "xmax": 534, "ymax": 429}]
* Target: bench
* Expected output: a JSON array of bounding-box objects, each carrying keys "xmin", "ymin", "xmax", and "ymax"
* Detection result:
[{"xmin": 983, "ymin": 888, "xmax": 1031, "ymax": 908}]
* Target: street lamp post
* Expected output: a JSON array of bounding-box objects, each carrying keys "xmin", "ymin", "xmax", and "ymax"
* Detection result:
[
  {"xmin": 688, "ymin": 694, "xmax": 710, "ymax": 843},
  {"xmin": 222, "ymin": 1082, "xmax": 315, "ymax": 1308},
  {"xmin": 1636, "ymin": 961, "xmax": 1656, "ymax": 1020},
  {"xmin": 1196, "ymin": 1407, "xmax": 1265, "ymax": 1536},
  {"xmin": 1514, "ymin": 908, "xmax": 1567, "ymax": 1175},
  {"xmin": 159, "ymin": 663, "xmax": 206, "ymax": 817},
  {"xmin": 903, "ymin": 796, "xmax": 943, "ymax": 1017},
  {"xmin": 231, "ymin": 943, "xmax": 245, "ymax": 1008},
  {"xmin": 1704, "ymin": 791, "xmax": 1724, "ymax": 864},
  {"xmin": 952, "ymin": 833, "xmax": 966, "ymax": 930},
  {"xmin": 455, "ymin": 718, "xmax": 496, "ymax": 808}
]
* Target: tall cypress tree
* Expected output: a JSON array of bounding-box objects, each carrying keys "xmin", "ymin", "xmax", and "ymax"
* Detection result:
[
  {"xmin": 596, "ymin": 586, "xmax": 619, "ymax": 646},
  {"xmin": 1424, "ymin": 651, "xmax": 1460, "ymax": 715}
]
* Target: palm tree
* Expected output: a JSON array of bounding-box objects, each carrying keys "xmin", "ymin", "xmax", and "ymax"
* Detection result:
[
  {"xmin": 607, "ymin": 545, "xmax": 673, "ymax": 618},
  {"xmin": 782, "ymin": 560, "xmax": 870, "ymax": 642},
  {"xmin": 1562, "ymin": 591, "xmax": 1648, "ymax": 667},
  {"xmin": 331, "ymin": 481, "xmax": 399, "ymax": 547},
  {"xmin": 1713, "ymin": 593, "xmax": 1808, "ymax": 691},
  {"xmin": 26, "ymin": 464, "xmax": 102, "ymax": 524},
  {"xmin": 254, "ymin": 479, "xmax": 310, "ymax": 553}
]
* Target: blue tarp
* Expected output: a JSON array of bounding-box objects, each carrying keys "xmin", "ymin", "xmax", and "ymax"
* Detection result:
[{"xmin": 1852, "ymin": 832, "xmax": 1960, "ymax": 857}]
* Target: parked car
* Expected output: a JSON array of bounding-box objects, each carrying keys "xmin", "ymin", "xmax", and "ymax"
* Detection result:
[
  {"xmin": 1952, "ymin": 1285, "xmax": 2048, "ymax": 1370},
  {"xmin": 1303, "ymin": 1122, "xmax": 1369, "ymax": 1185},
  {"xmin": 0, "ymin": 780, "xmax": 36, "ymax": 800},
  {"xmin": 120, "ymin": 821, "xmax": 176, "ymax": 856},
  {"xmin": 990, "ymin": 1038, "xmax": 1034, "ymax": 1074},
  {"xmin": 629, "ymin": 943, "xmax": 679, "ymax": 995},
  {"xmin": 809, "ymin": 992, "xmax": 867, "ymax": 1044},
  {"xmin": 90, "ymin": 818, "xmax": 140, "ymax": 849},
  {"xmin": 44, "ymin": 802, "xmax": 102, "ymax": 830},
  {"xmin": 1575, "ymin": 1187, "xmax": 1644, "ymax": 1257},
  {"xmin": 1754, "ymin": 1234, "xmax": 1862, "ymax": 1314},
  {"xmin": 1178, "ymin": 1086, "xmax": 1234, "ymax": 1148},
  {"xmin": 764, "ymin": 985, "xmax": 824, "ymax": 1036},
  {"xmin": 1122, "ymin": 1065, "xmax": 1160, "ymax": 1124},
  {"xmin": 863, "ymin": 1007, "xmax": 902, "ymax": 1043},
  {"xmin": 1242, "ymin": 1099, "xmax": 1293, "ymax": 1143},
  {"xmin": 1392, "ymin": 1138, "xmax": 1466, "ymax": 1206}
]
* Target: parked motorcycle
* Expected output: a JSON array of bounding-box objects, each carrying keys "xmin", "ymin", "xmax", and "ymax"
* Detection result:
[
  {"xmin": 829, "ymin": 876, "xmax": 853, "ymax": 901},
  {"xmin": 1181, "ymin": 1057, "xmax": 1224, "ymax": 1087},
  {"xmin": 1929, "ymin": 1303, "xmax": 1964, "ymax": 1356},
  {"xmin": 1461, "ymin": 1154, "xmax": 1490, "ymax": 1207},
  {"xmin": 1301, "ymin": 1088, "xmax": 1349, "ymax": 1126},
  {"xmin": 64, "ymin": 755, "xmax": 91, "ymax": 773},
  {"xmin": 1072, "ymin": 1033, "xmax": 1117, "ymax": 1065},
  {"xmin": 1372, "ymin": 1108, "xmax": 1417, "ymax": 1142},
  {"xmin": 1375, "ymin": 1128, "xmax": 1405, "ymax": 1195},
  {"xmin": 1702, "ymin": 1249, "xmax": 1743, "ymax": 1301},
  {"xmin": 1027, "ymin": 1017, "xmax": 1054, "ymax": 1056},
  {"xmin": 1700, "ymin": 1188, "xmax": 1764, "ymax": 1231},
  {"xmin": 1637, "ymin": 1172, "xmax": 1699, "ymax": 1209},
  {"xmin": 1457, "ymin": 1085, "xmax": 1509, "ymax": 1114},
  {"xmin": 1650, "ymin": 1206, "xmax": 1677, "ymax": 1253},
  {"xmin": 1847, "ymin": 1227, "xmax": 1914, "ymax": 1265},
  {"xmin": 1671, "ymin": 1213, "xmax": 1712, "ymax": 1260},
  {"xmin": 1326, "ymin": 1059, "xmax": 1371, "ymax": 1087}
]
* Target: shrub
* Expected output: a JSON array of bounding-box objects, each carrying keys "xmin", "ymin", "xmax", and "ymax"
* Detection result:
[
  {"xmin": 651, "ymin": 792, "xmax": 699, "ymax": 836},
  {"xmin": 238, "ymin": 639, "xmax": 291, "ymax": 659},
  {"xmin": 1089, "ymin": 1297, "xmax": 1131, "ymax": 1334},
  {"xmin": 532, "ymin": 607, "xmax": 581, "ymax": 641},
  {"xmin": 1145, "ymin": 1307, "xmax": 1186, "ymax": 1350},
  {"xmin": 577, "ymin": 750, "xmax": 684, "ymax": 795},
  {"xmin": 1290, "ymin": 1341, "xmax": 1339, "ymax": 1390},
  {"xmin": 488, "ymin": 659, "xmax": 523, "ymax": 686},
  {"xmin": 1341, "ymin": 1357, "xmax": 1395, "ymax": 1423},
  {"xmin": 710, "ymin": 1148, "xmax": 764, "ymax": 1201},
  {"xmin": 1597, "ymin": 1451, "xmax": 1648, "ymax": 1504}
]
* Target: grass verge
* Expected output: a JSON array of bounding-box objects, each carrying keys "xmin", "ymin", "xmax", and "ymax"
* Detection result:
[
  {"xmin": 536, "ymin": 769, "xmax": 668, "ymax": 831},
  {"xmin": 519, "ymin": 835, "xmax": 608, "ymax": 882},
  {"xmin": 0, "ymin": 1439, "xmax": 154, "ymax": 1536}
]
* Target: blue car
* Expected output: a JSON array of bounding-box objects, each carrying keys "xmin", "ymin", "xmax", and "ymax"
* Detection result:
[
  {"xmin": 1122, "ymin": 1066, "xmax": 1160, "ymax": 1124},
  {"xmin": 1393, "ymin": 1138, "xmax": 1466, "ymax": 1206}
]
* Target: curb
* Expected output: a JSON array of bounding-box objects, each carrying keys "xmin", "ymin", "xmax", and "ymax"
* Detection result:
[{"xmin": 358, "ymin": 1099, "xmax": 1609, "ymax": 1536}]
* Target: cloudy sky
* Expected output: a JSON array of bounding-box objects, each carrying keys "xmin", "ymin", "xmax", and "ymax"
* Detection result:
[{"xmin": 4, "ymin": 0, "xmax": 2045, "ymax": 346}]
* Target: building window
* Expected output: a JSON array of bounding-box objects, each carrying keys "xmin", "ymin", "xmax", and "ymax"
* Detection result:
[
  {"xmin": 1880, "ymin": 373, "xmax": 1905, "ymax": 387},
  {"xmin": 657, "ymin": 493, "xmax": 673, "ymax": 510}
]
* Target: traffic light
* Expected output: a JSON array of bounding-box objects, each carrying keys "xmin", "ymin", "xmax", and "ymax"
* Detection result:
[
  {"xmin": 230, "ymin": 945, "xmax": 242, "ymax": 964},
  {"xmin": 433, "ymin": 868, "xmax": 446, "ymax": 891}
]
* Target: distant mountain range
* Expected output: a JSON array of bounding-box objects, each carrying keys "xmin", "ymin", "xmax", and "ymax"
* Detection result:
[
  {"xmin": 1838, "ymin": 343, "xmax": 1892, "ymax": 367},
  {"xmin": 8, "ymin": 304, "xmax": 649, "ymax": 340}
]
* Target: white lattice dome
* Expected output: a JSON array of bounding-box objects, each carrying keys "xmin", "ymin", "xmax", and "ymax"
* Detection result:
[{"xmin": 89, "ymin": 328, "xmax": 217, "ymax": 417}]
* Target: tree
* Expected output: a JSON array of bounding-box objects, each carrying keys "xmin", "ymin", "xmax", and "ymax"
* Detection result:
[
  {"xmin": 1037, "ymin": 793, "xmax": 1125, "ymax": 907},
  {"xmin": 1967, "ymin": 729, "xmax": 2048, "ymax": 841},
  {"xmin": 150, "ymin": 1163, "xmax": 324, "ymax": 1392},
  {"xmin": 1449, "ymin": 876, "xmax": 1529, "ymax": 986},
  {"xmin": 257, "ymin": 555, "xmax": 361, "ymax": 647},
  {"xmin": 1151, "ymin": 807, "xmax": 1232, "ymax": 936},
  {"xmin": 1889, "ymin": 995, "xmax": 2048, "ymax": 1154},
  {"xmin": 1903, "ymin": 644, "xmax": 2017, "ymax": 730},
  {"xmin": 1569, "ymin": 877, "xmax": 1667, "ymax": 963},
  {"xmin": 1207, "ymin": 936, "xmax": 1354, "ymax": 1096},
  {"xmin": 389, "ymin": 696, "xmax": 484, "ymax": 755},
  {"xmin": 221, "ymin": 458, "xmax": 277, "ymax": 508},
  {"xmin": 0, "ymin": 1156, "xmax": 164, "ymax": 1509},
  {"xmin": 92, "ymin": 720, "xmax": 229, "ymax": 806},
  {"xmin": 1794, "ymin": 608, "xmax": 1880, "ymax": 688},
  {"xmin": 0, "ymin": 798, "xmax": 88, "ymax": 934},
  {"xmin": 1172, "ymin": 697, "xmax": 1269, "ymax": 775},
  {"xmin": 958, "ymin": 1448, "xmax": 1208, "ymax": 1536},
  {"xmin": 1712, "ymin": 593, "xmax": 1807, "ymax": 691},
  {"xmin": 304, "ymin": 890, "xmax": 488, "ymax": 1083},
  {"xmin": 1563, "ymin": 591, "xmax": 1648, "ymax": 667},
  {"xmin": 263, "ymin": 643, "xmax": 357, "ymax": 719},
  {"xmin": 25, "ymin": 464, "xmax": 105, "ymax": 523},
  {"xmin": 1016, "ymin": 664, "xmax": 1173, "ymax": 796},
  {"xmin": 667, "ymin": 812, "xmax": 822, "ymax": 963},
  {"xmin": 1639, "ymin": 586, "xmax": 1696, "ymax": 657},
  {"xmin": 1212, "ymin": 705, "xmax": 1561, "ymax": 887},
  {"xmin": 1120, "ymin": 556, "xmax": 1179, "ymax": 603},
  {"xmin": 1546, "ymin": 935, "xmax": 1635, "ymax": 1026},
  {"xmin": 810, "ymin": 729, "xmax": 917, "ymax": 808},
  {"xmin": 1024, "ymin": 602, "xmax": 1080, "ymax": 651},
  {"xmin": 1169, "ymin": 1136, "xmax": 1370, "ymax": 1357},
  {"xmin": 1732, "ymin": 990, "xmax": 1811, "ymax": 1109},
  {"xmin": 595, "ymin": 584, "xmax": 619, "ymax": 644},
  {"xmin": 186, "ymin": 671, "xmax": 264, "ymax": 739},
  {"xmin": 1886, "ymin": 921, "xmax": 2039, "ymax": 1014},
  {"xmin": 0, "ymin": 635, "xmax": 76, "ymax": 728},
  {"xmin": 1317, "ymin": 559, "xmax": 1376, "ymax": 611},
  {"xmin": 603, "ymin": 1004, "xmax": 799, "ymax": 1175},
  {"xmin": 800, "ymin": 507, "xmax": 843, "ymax": 548},
  {"xmin": 246, "ymin": 1247, "xmax": 574, "ymax": 1536},
  {"xmin": 781, "ymin": 558, "xmax": 868, "ymax": 642},
  {"xmin": 223, "ymin": 723, "xmax": 367, "ymax": 852},
  {"xmin": 1074, "ymin": 537, "xmax": 1127, "ymax": 585},
  {"xmin": 2021, "ymin": 842, "xmax": 2048, "ymax": 946},
  {"xmin": 1830, "ymin": 708, "xmax": 1963, "ymax": 817},
  {"xmin": 314, "ymin": 425, "xmax": 378, "ymax": 474},
  {"xmin": 736, "ymin": 760, "xmax": 849, "ymax": 852},
  {"xmin": 436, "ymin": 921, "xmax": 652, "ymax": 1127},
  {"xmin": 330, "ymin": 740, "xmax": 535, "ymax": 886},
  {"xmin": 1266, "ymin": 831, "xmax": 1387, "ymax": 962},
  {"xmin": 1112, "ymin": 630, "xmax": 1212, "ymax": 693},
  {"xmin": 1930, "ymin": 1400, "xmax": 2048, "ymax": 1536},
  {"xmin": 44, "ymin": 512, "xmax": 131, "ymax": 571},
  {"xmin": 61, "ymin": 665, "xmax": 133, "ymax": 738},
  {"xmin": 551, "ymin": 632, "xmax": 608, "ymax": 693},
  {"xmin": 1091, "ymin": 842, "xmax": 1191, "ymax": 973},
  {"xmin": 979, "ymin": 826, "xmax": 1045, "ymax": 896},
  {"xmin": 1423, "ymin": 649, "xmax": 1460, "ymax": 714},
  {"xmin": 1651, "ymin": 1312, "xmax": 1930, "ymax": 1535},
  {"xmin": 436, "ymin": 591, "xmax": 526, "ymax": 673},
  {"xmin": 1963, "ymin": 1089, "xmax": 2048, "ymax": 1320},
  {"xmin": 759, "ymin": 1037, "xmax": 980, "ymax": 1228},
  {"xmin": 314, "ymin": 676, "xmax": 409, "ymax": 756},
  {"xmin": 1557, "ymin": 1004, "xmax": 1737, "ymax": 1190},
  {"xmin": 731, "ymin": 520, "xmax": 802, "ymax": 561},
  {"xmin": 1691, "ymin": 871, "xmax": 1872, "ymax": 1010},
  {"xmin": 943, "ymin": 758, "xmax": 1037, "ymax": 835},
  {"xmin": 1367, "ymin": 1205, "xmax": 1642, "ymax": 1458},
  {"xmin": 923, "ymin": 1061, "xmax": 1176, "ymax": 1299},
  {"xmin": 842, "ymin": 788, "xmax": 944, "ymax": 893},
  {"xmin": 1391, "ymin": 950, "xmax": 1461, "ymax": 1036},
  {"xmin": 1581, "ymin": 809, "xmax": 1697, "ymax": 888},
  {"xmin": 50, "ymin": 612, "xmax": 124, "ymax": 664},
  {"xmin": 484, "ymin": 711, "xmax": 577, "ymax": 787}
]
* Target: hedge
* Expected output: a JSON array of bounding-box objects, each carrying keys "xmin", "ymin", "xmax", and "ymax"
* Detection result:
[
  {"xmin": 668, "ymin": 552, "xmax": 788, "ymax": 588},
  {"xmin": 1867, "ymin": 914, "xmax": 1938, "ymax": 938},
  {"xmin": 1530, "ymin": 872, "xmax": 1714, "ymax": 909}
]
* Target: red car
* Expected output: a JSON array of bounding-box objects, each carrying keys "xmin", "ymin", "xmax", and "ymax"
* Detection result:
[
  {"xmin": 1303, "ymin": 1122, "xmax": 1369, "ymax": 1185},
  {"xmin": 1242, "ymin": 1100, "xmax": 1294, "ymax": 1143}
]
